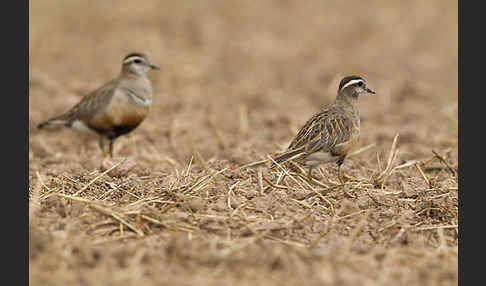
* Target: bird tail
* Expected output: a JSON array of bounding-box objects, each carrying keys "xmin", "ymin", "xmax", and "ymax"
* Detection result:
[
  {"xmin": 271, "ymin": 149, "xmax": 305, "ymax": 168},
  {"xmin": 37, "ymin": 117, "xmax": 68, "ymax": 129}
]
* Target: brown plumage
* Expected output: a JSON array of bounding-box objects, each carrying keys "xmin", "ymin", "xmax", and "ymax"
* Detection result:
[
  {"xmin": 273, "ymin": 75, "xmax": 375, "ymax": 183},
  {"xmin": 37, "ymin": 53, "xmax": 160, "ymax": 157}
]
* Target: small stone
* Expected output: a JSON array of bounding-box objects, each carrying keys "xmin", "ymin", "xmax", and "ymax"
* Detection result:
[{"xmin": 101, "ymin": 157, "xmax": 137, "ymax": 178}]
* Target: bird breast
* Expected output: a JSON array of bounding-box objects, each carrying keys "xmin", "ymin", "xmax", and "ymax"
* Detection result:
[
  {"xmin": 88, "ymin": 90, "xmax": 150, "ymax": 131},
  {"xmin": 110, "ymin": 91, "xmax": 150, "ymax": 126}
]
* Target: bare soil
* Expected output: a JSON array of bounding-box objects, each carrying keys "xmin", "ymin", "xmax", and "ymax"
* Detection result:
[{"xmin": 29, "ymin": 1, "xmax": 458, "ymax": 285}]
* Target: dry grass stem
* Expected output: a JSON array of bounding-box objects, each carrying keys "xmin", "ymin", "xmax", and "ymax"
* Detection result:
[
  {"xmin": 52, "ymin": 193, "xmax": 109, "ymax": 206},
  {"xmin": 73, "ymin": 158, "xmax": 127, "ymax": 197},
  {"xmin": 414, "ymin": 162, "xmax": 431, "ymax": 187},
  {"xmin": 372, "ymin": 133, "xmax": 400, "ymax": 188},
  {"xmin": 262, "ymin": 175, "xmax": 289, "ymax": 190},
  {"xmin": 394, "ymin": 160, "xmax": 421, "ymax": 170},
  {"xmin": 188, "ymin": 133, "xmax": 209, "ymax": 173},
  {"xmin": 232, "ymin": 158, "xmax": 269, "ymax": 172},
  {"xmin": 432, "ymin": 150, "xmax": 457, "ymax": 176},
  {"xmin": 89, "ymin": 204, "xmax": 145, "ymax": 236},
  {"xmin": 348, "ymin": 143, "xmax": 375, "ymax": 158},
  {"xmin": 35, "ymin": 171, "xmax": 54, "ymax": 196},
  {"xmin": 267, "ymin": 155, "xmax": 307, "ymax": 191},
  {"xmin": 258, "ymin": 167, "xmax": 264, "ymax": 195}
]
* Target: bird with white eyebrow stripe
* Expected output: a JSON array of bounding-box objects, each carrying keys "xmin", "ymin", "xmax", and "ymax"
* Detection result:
[
  {"xmin": 37, "ymin": 53, "xmax": 160, "ymax": 157},
  {"xmin": 272, "ymin": 75, "xmax": 375, "ymax": 184}
]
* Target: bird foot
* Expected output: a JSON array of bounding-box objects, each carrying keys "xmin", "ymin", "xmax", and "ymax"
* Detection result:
[{"xmin": 338, "ymin": 171, "xmax": 345, "ymax": 185}]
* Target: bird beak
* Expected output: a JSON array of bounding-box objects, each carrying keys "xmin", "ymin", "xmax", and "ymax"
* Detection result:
[
  {"xmin": 149, "ymin": 64, "xmax": 160, "ymax": 70},
  {"xmin": 365, "ymin": 87, "xmax": 376, "ymax": 94}
]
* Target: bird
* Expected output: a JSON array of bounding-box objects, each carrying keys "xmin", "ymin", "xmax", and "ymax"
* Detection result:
[
  {"xmin": 272, "ymin": 75, "xmax": 375, "ymax": 184},
  {"xmin": 37, "ymin": 53, "xmax": 159, "ymax": 157}
]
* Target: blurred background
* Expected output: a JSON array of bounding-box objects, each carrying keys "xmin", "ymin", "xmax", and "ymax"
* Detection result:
[
  {"xmin": 29, "ymin": 1, "xmax": 458, "ymax": 285},
  {"xmin": 29, "ymin": 0, "xmax": 457, "ymax": 169}
]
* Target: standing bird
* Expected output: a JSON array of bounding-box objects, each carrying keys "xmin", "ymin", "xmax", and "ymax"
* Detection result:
[
  {"xmin": 272, "ymin": 75, "xmax": 375, "ymax": 184},
  {"xmin": 37, "ymin": 53, "xmax": 159, "ymax": 157}
]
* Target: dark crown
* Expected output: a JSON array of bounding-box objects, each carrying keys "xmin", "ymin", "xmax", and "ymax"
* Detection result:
[
  {"xmin": 338, "ymin": 75, "xmax": 364, "ymax": 90},
  {"xmin": 123, "ymin": 53, "xmax": 148, "ymax": 62}
]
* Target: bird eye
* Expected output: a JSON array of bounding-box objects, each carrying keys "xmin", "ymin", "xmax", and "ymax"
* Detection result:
[
  {"xmin": 134, "ymin": 59, "xmax": 142, "ymax": 64},
  {"xmin": 357, "ymin": 81, "xmax": 364, "ymax": 87}
]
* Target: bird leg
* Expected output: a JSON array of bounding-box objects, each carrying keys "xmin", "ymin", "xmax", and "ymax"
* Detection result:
[
  {"xmin": 109, "ymin": 139, "xmax": 115, "ymax": 158},
  {"xmin": 338, "ymin": 166, "xmax": 344, "ymax": 185},
  {"xmin": 337, "ymin": 157, "xmax": 345, "ymax": 185},
  {"xmin": 99, "ymin": 136, "xmax": 108, "ymax": 157},
  {"xmin": 307, "ymin": 166, "xmax": 314, "ymax": 184}
]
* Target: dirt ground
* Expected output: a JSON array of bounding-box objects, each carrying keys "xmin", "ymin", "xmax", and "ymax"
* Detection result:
[{"xmin": 29, "ymin": 1, "xmax": 458, "ymax": 285}]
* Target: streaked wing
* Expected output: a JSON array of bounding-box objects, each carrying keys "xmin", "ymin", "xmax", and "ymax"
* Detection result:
[{"xmin": 288, "ymin": 108, "xmax": 354, "ymax": 156}]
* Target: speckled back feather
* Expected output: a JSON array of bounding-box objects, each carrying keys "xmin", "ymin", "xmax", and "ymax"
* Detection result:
[{"xmin": 273, "ymin": 102, "xmax": 358, "ymax": 164}]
